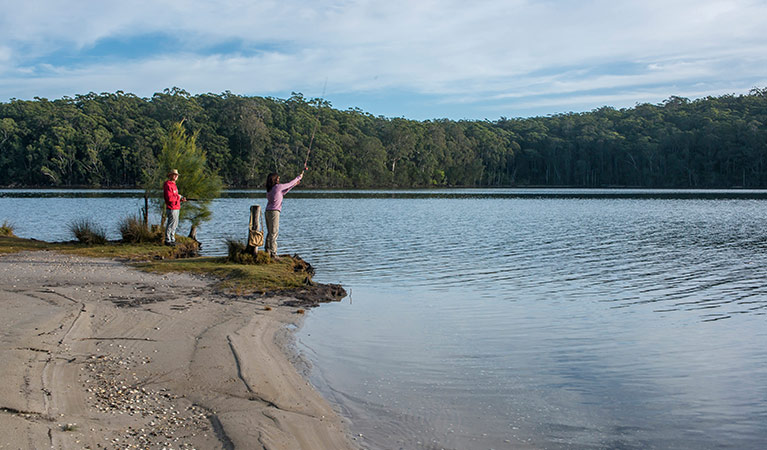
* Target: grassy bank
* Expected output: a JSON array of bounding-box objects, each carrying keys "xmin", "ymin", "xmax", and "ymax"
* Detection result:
[
  {"xmin": 0, "ymin": 235, "xmax": 316, "ymax": 294},
  {"xmin": 0, "ymin": 235, "xmax": 195, "ymax": 259},
  {"xmin": 132, "ymin": 257, "xmax": 310, "ymax": 294}
]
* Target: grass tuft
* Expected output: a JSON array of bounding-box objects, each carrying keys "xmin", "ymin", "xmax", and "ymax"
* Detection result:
[
  {"xmin": 119, "ymin": 214, "xmax": 161, "ymax": 243},
  {"xmin": 226, "ymin": 238, "xmax": 249, "ymax": 261},
  {"xmin": 225, "ymin": 238, "xmax": 271, "ymax": 265},
  {"xmin": 0, "ymin": 220, "xmax": 15, "ymax": 237},
  {"xmin": 69, "ymin": 218, "xmax": 108, "ymax": 245}
]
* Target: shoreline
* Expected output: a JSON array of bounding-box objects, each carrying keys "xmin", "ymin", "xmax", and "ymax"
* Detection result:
[{"xmin": 0, "ymin": 250, "xmax": 358, "ymax": 449}]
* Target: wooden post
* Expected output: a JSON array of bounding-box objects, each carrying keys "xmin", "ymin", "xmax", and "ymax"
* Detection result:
[
  {"xmin": 246, "ymin": 205, "xmax": 262, "ymax": 254},
  {"xmin": 143, "ymin": 194, "xmax": 149, "ymax": 228}
]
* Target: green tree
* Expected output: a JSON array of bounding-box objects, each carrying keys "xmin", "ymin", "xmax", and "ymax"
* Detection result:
[{"xmin": 143, "ymin": 121, "xmax": 223, "ymax": 241}]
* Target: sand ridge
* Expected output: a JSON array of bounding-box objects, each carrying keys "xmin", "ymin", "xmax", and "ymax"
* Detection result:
[{"xmin": 0, "ymin": 251, "xmax": 358, "ymax": 449}]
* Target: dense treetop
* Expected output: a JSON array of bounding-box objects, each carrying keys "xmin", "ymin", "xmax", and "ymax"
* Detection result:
[{"xmin": 1, "ymin": 87, "xmax": 766, "ymax": 188}]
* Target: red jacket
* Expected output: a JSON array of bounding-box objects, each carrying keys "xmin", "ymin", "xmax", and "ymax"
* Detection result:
[{"xmin": 163, "ymin": 180, "xmax": 181, "ymax": 210}]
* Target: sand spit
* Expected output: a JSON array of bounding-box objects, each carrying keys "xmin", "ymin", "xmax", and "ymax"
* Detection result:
[{"xmin": 0, "ymin": 251, "xmax": 358, "ymax": 450}]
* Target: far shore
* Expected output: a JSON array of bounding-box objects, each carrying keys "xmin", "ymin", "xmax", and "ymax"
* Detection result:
[
  {"xmin": 0, "ymin": 250, "xmax": 358, "ymax": 449},
  {"xmin": 3, "ymin": 185, "xmax": 767, "ymax": 190}
]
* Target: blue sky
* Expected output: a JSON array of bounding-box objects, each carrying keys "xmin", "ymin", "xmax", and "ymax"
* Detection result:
[{"xmin": 1, "ymin": 0, "xmax": 766, "ymax": 120}]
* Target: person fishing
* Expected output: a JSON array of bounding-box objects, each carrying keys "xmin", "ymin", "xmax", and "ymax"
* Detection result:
[
  {"xmin": 264, "ymin": 168, "xmax": 304, "ymax": 258},
  {"xmin": 262, "ymin": 91, "xmax": 318, "ymax": 257},
  {"xmin": 163, "ymin": 169, "xmax": 187, "ymax": 246}
]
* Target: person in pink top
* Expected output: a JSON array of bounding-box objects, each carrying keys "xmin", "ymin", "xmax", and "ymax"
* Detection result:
[{"xmin": 264, "ymin": 170, "xmax": 304, "ymax": 257}]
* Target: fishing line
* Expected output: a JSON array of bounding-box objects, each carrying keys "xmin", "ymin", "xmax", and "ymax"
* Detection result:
[{"xmin": 303, "ymin": 79, "xmax": 327, "ymax": 170}]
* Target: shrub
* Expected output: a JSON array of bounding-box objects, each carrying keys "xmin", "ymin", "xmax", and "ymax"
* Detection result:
[
  {"xmin": 119, "ymin": 214, "xmax": 160, "ymax": 243},
  {"xmin": 226, "ymin": 238, "xmax": 246, "ymax": 259},
  {"xmin": 0, "ymin": 220, "xmax": 15, "ymax": 237},
  {"xmin": 170, "ymin": 236, "xmax": 200, "ymax": 258},
  {"xmin": 225, "ymin": 238, "xmax": 270, "ymax": 265},
  {"xmin": 226, "ymin": 238, "xmax": 252, "ymax": 264},
  {"xmin": 69, "ymin": 218, "xmax": 108, "ymax": 245}
]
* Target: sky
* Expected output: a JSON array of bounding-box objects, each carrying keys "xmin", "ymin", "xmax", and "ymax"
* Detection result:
[{"xmin": 1, "ymin": 0, "xmax": 766, "ymax": 120}]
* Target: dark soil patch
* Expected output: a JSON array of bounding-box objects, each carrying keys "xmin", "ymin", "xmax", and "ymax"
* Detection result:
[
  {"xmin": 273, "ymin": 282, "xmax": 347, "ymax": 308},
  {"xmin": 110, "ymin": 296, "xmax": 166, "ymax": 308}
]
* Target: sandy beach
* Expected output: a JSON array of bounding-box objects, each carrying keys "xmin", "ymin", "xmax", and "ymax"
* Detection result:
[{"xmin": 0, "ymin": 250, "xmax": 358, "ymax": 449}]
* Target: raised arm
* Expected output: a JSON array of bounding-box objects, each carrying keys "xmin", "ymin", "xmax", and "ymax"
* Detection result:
[{"xmin": 280, "ymin": 172, "xmax": 303, "ymax": 194}]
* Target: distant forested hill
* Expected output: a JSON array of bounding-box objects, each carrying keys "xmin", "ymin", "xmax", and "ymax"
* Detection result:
[{"xmin": 1, "ymin": 87, "xmax": 766, "ymax": 188}]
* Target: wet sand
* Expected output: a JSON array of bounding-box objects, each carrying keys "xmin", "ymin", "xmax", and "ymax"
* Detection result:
[{"xmin": 0, "ymin": 251, "xmax": 358, "ymax": 449}]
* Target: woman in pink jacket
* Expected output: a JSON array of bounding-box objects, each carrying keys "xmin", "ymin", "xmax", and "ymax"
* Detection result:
[{"xmin": 264, "ymin": 170, "xmax": 304, "ymax": 257}]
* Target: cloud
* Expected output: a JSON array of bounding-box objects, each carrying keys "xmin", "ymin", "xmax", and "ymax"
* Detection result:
[
  {"xmin": 0, "ymin": 46, "xmax": 11, "ymax": 64},
  {"xmin": 1, "ymin": 0, "xmax": 766, "ymax": 118}
]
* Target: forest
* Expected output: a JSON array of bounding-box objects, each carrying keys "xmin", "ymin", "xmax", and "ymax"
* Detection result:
[{"xmin": 1, "ymin": 87, "xmax": 766, "ymax": 188}]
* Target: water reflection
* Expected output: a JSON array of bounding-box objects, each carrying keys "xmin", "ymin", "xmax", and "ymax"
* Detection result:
[{"xmin": 301, "ymin": 287, "xmax": 767, "ymax": 449}]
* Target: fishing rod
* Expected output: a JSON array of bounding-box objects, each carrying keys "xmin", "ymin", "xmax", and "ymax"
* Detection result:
[{"xmin": 303, "ymin": 79, "xmax": 327, "ymax": 171}]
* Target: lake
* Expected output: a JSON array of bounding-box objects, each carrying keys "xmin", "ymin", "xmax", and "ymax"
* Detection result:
[{"xmin": 2, "ymin": 189, "xmax": 766, "ymax": 449}]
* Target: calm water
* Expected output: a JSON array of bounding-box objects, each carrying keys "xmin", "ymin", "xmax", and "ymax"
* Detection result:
[{"xmin": 2, "ymin": 189, "xmax": 767, "ymax": 449}]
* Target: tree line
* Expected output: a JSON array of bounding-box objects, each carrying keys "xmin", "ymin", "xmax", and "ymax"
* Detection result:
[{"xmin": 1, "ymin": 87, "xmax": 766, "ymax": 189}]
